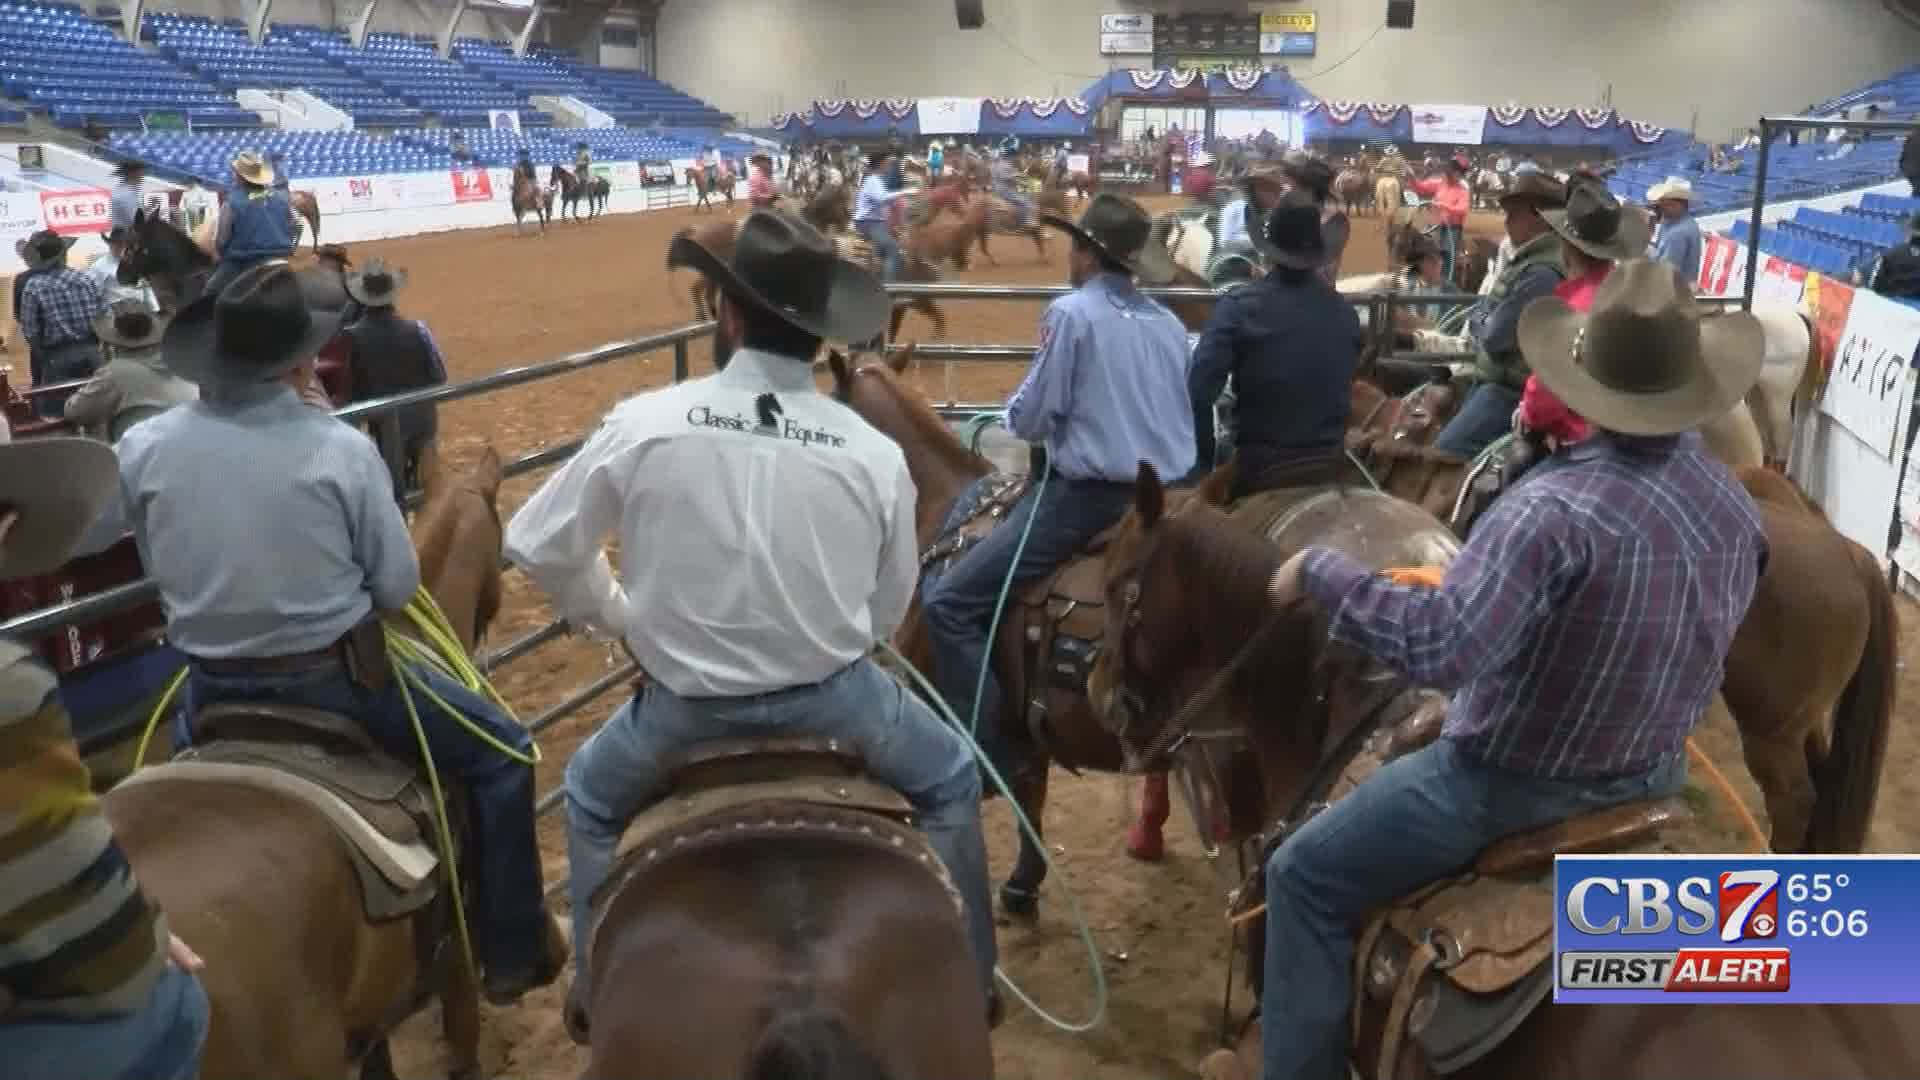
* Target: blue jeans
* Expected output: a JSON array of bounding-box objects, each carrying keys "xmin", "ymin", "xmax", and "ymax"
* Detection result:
[
  {"xmin": 1260, "ymin": 739, "xmax": 1685, "ymax": 1080},
  {"xmin": 179, "ymin": 656, "xmax": 547, "ymax": 980},
  {"xmin": 921, "ymin": 472, "xmax": 1136, "ymax": 781},
  {"xmin": 1432, "ymin": 381, "xmax": 1521, "ymax": 460},
  {"xmin": 564, "ymin": 658, "xmax": 997, "ymax": 1001},
  {"xmin": 858, "ymin": 218, "xmax": 902, "ymax": 281},
  {"xmin": 36, "ymin": 339, "xmax": 102, "ymax": 418},
  {"xmin": 4, "ymin": 964, "xmax": 209, "ymax": 1080},
  {"xmin": 995, "ymin": 183, "xmax": 1033, "ymax": 225}
]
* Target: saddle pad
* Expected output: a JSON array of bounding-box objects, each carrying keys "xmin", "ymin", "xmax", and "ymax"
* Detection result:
[{"xmin": 119, "ymin": 761, "xmax": 439, "ymax": 891}]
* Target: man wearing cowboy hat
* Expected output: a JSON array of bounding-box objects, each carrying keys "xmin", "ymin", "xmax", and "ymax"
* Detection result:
[
  {"xmin": 853, "ymin": 147, "xmax": 911, "ymax": 283},
  {"xmin": 508, "ymin": 210, "xmax": 1000, "ymax": 1038},
  {"xmin": 10, "ymin": 229, "xmax": 69, "ymax": 389},
  {"xmin": 1215, "ymin": 162, "xmax": 1286, "ymax": 260},
  {"xmin": 64, "ymin": 300, "xmax": 195, "ymax": 442},
  {"xmin": 341, "ymin": 258, "xmax": 447, "ymax": 495},
  {"xmin": 1515, "ymin": 177, "xmax": 1655, "ymax": 448},
  {"xmin": 1279, "ymin": 154, "xmax": 1350, "ymax": 283},
  {"xmin": 1409, "ymin": 153, "xmax": 1472, "ymax": 280},
  {"xmin": 118, "ymin": 261, "xmax": 564, "ymax": 1007},
  {"xmin": 0, "ymin": 436, "xmax": 210, "ymax": 1080},
  {"xmin": 746, "ymin": 151, "xmax": 777, "ymax": 210},
  {"xmin": 203, "ymin": 150, "xmax": 297, "ymax": 300},
  {"xmin": 1425, "ymin": 170, "xmax": 1567, "ymax": 460},
  {"xmin": 1647, "ymin": 177, "xmax": 1703, "ymax": 284},
  {"xmin": 1865, "ymin": 212, "xmax": 1920, "ymax": 300},
  {"xmin": 16, "ymin": 228, "xmax": 106, "ymax": 417},
  {"xmin": 923, "ymin": 193, "xmax": 1192, "ymax": 799},
  {"xmin": 1241, "ymin": 259, "xmax": 1768, "ymax": 1080},
  {"xmin": 1190, "ymin": 191, "xmax": 1363, "ymax": 495}
]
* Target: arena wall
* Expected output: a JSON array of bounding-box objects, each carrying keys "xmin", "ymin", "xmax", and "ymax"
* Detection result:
[{"xmin": 654, "ymin": 0, "xmax": 1920, "ymax": 138}]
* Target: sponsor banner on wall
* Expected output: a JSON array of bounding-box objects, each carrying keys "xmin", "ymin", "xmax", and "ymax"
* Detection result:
[
  {"xmin": 1259, "ymin": 11, "xmax": 1315, "ymax": 32},
  {"xmin": 450, "ymin": 167, "xmax": 494, "ymax": 203},
  {"xmin": 641, "ymin": 161, "xmax": 676, "ymax": 185},
  {"xmin": 1259, "ymin": 32, "xmax": 1316, "ymax": 55},
  {"xmin": 1409, "ymin": 105, "xmax": 1488, "ymax": 145},
  {"xmin": 593, "ymin": 161, "xmax": 642, "ymax": 190},
  {"xmin": 1100, "ymin": 12, "xmax": 1152, "ymax": 33},
  {"xmin": 1755, "ymin": 254, "xmax": 1807, "ymax": 307},
  {"xmin": 1101, "ymin": 31, "xmax": 1153, "ymax": 54},
  {"xmin": 1695, "ymin": 232, "xmax": 1747, "ymax": 297},
  {"xmin": 38, "ymin": 188, "xmax": 112, "ymax": 235},
  {"xmin": 1803, "ymin": 271, "xmax": 1854, "ymax": 380},
  {"xmin": 0, "ymin": 191, "xmax": 44, "ymax": 249},
  {"xmin": 1818, "ymin": 283, "xmax": 1917, "ymax": 461},
  {"xmin": 918, "ymin": 97, "xmax": 981, "ymax": 135}
]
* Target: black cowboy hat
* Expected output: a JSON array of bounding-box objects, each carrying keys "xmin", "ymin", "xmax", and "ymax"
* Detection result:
[
  {"xmin": 344, "ymin": 257, "xmax": 408, "ymax": 308},
  {"xmin": 1039, "ymin": 192, "xmax": 1177, "ymax": 285},
  {"xmin": 21, "ymin": 229, "xmax": 75, "ymax": 267},
  {"xmin": 866, "ymin": 148, "xmax": 892, "ymax": 169},
  {"xmin": 1400, "ymin": 230, "xmax": 1443, "ymax": 266},
  {"xmin": 667, "ymin": 209, "xmax": 889, "ymax": 343},
  {"xmin": 161, "ymin": 261, "xmax": 342, "ymax": 387},
  {"xmin": 1542, "ymin": 176, "xmax": 1653, "ymax": 263},
  {"xmin": 1253, "ymin": 193, "xmax": 1328, "ymax": 270},
  {"xmin": 94, "ymin": 299, "xmax": 167, "ymax": 350},
  {"xmin": 1280, "ymin": 156, "xmax": 1335, "ymax": 200}
]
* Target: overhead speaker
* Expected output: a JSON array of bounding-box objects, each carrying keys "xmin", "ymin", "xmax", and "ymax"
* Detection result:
[
  {"xmin": 957, "ymin": 0, "xmax": 983, "ymax": 29},
  {"xmin": 1386, "ymin": 0, "xmax": 1415, "ymax": 29}
]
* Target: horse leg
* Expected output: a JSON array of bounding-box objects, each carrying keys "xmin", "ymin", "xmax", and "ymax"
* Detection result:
[
  {"xmin": 1125, "ymin": 772, "xmax": 1170, "ymax": 862},
  {"xmin": 1737, "ymin": 725, "xmax": 1812, "ymax": 852},
  {"xmin": 977, "ymin": 228, "xmax": 998, "ymax": 268},
  {"xmin": 1029, "ymin": 226, "xmax": 1046, "ymax": 259},
  {"xmin": 1000, "ymin": 763, "xmax": 1050, "ymax": 920}
]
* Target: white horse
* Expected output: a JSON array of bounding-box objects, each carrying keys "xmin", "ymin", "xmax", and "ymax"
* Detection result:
[{"xmin": 1470, "ymin": 167, "xmax": 1508, "ymax": 210}]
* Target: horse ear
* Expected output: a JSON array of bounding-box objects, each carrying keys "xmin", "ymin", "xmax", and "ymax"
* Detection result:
[
  {"xmin": 1195, "ymin": 462, "xmax": 1234, "ymax": 506},
  {"xmin": 886, "ymin": 343, "xmax": 913, "ymax": 375},
  {"xmin": 825, "ymin": 350, "xmax": 853, "ymax": 397},
  {"xmin": 1134, "ymin": 461, "xmax": 1165, "ymax": 527},
  {"xmin": 473, "ymin": 444, "xmax": 503, "ymax": 500}
]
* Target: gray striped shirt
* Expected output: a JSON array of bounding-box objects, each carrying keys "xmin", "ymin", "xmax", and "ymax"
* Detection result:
[{"xmin": 117, "ymin": 381, "xmax": 418, "ymax": 658}]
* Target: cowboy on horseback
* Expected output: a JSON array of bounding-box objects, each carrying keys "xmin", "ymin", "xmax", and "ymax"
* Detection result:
[
  {"xmin": 1247, "ymin": 259, "xmax": 1769, "ymax": 1080},
  {"xmin": 1216, "ymin": 163, "xmax": 1286, "ymax": 262},
  {"xmin": 203, "ymin": 151, "xmax": 297, "ymax": 300},
  {"xmin": 506, "ymin": 211, "xmax": 1000, "ymax": 1037},
  {"xmin": 990, "ymin": 144, "xmax": 1035, "ymax": 227},
  {"xmin": 117, "ymin": 262, "xmax": 565, "ymax": 1007},
  {"xmin": 1189, "ymin": 193, "xmax": 1363, "ymax": 490},
  {"xmin": 1, "ymin": 437, "xmax": 210, "ymax": 1080},
  {"xmin": 512, "ymin": 147, "xmax": 537, "ymax": 189},
  {"xmin": 854, "ymin": 148, "xmax": 911, "ymax": 282},
  {"xmin": 922, "ymin": 194, "xmax": 1192, "ymax": 790},
  {"xmin": 573, "ymin": 141, "xmax": 593, "ymax": 182}
]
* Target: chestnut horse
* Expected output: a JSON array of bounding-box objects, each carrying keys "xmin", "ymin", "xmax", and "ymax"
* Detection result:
[
  {"xmin": 512, "ymin": 173, "xmax": 551, "ymax": 234},
  {"xmin": 289, "ymin": 189, "xmax": 323, "ymax": 252},
  {"xmin": 1083, "ymin": 468, "xmax": 1920, "ymax": 1080},
  {"xmin": 685, "ymin": 163, "xmax": 735, "ymax": 212},
  {"xmin": 101, "ymin": 448, "xmax": 526, "ymax": 1080},
  {"xmin": 962, "ymin": 190, "xmax": 1047, "ymax": 266},
  {"xmin": 824, "ymin": 348, "xmax": 1167, "ymax": 914}
]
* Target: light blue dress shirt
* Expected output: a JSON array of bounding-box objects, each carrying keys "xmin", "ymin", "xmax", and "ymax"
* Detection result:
[
  {"xmin": 1005, "ymin": 273, "xmax": 1196, "ymax": 484},
  {"xmin": 854, "ymin": 173, "xmax": 890, "ymax": 224},
  {"xmin": 1652, "ymin": 215, "xmax": 1704, "ymax": 285}
]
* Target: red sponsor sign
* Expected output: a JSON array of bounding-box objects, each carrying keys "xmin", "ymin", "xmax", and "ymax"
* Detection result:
[
  {"xmin": 1664, "ymin": 948, "xmax": 1791, "ymax": 992},
  {"xmin": 1804, "ymin": 273, "xmax": 1856, "ymax": 379},
  {"xmin": 450, "ymin": 167, "xmax": 494, "ymax": 203},
  {"xmin": 347, "ymin": 177, "xmax": 375, "ymax": 205},
  {"xmin": 38, "ymin": 187, "xmax": 112, "ymax": 235}
]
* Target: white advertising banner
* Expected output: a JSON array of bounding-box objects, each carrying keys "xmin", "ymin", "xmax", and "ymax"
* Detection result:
[
  {"xmin": 1409, "ymin": 104, "xmax": 1489, "ymax": 145},
  {"xmin": 918, "ymin": 97, "xmax": 982, "ymax": 135},
  {"xmin": 1100, "ymin": 32, "xmax": 1153, "ymax": 54},
  {"xmin": 0, "ymin": 192, "xmax": 44, "ymax": 249},
  {"xmin": 1819, "ymin": 288, "xmax": 1920, "ymax": 461},
  {"xmin": 1100, "ymin": 12, "xmax": 1152, "ymax": 33}
]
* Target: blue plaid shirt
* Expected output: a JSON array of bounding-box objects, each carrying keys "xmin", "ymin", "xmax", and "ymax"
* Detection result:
[
  {"xmin": 1302, "ymin": 432, "xmax": 1766, "ymax": 778},
  {"xmin": 19, "ymin": 266, "xmax": 106, "ymax": 349}
]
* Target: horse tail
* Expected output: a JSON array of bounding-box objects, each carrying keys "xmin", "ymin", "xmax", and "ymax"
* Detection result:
[
  {"xmin": 746, "ymin": 1006, "xmax": 896, "ymax": 1080},
  {"xmin": 1806, "ymin": 541, "xmax": 1898, "ymax": 853}
]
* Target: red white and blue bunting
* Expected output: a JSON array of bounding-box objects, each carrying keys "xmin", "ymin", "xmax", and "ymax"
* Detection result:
[
  {"xmin": 1574, "ymin": 107, "xmax": 1615, "ymax": 129},
  {"xmin": 1531, "ymin": 106, "xmax": 1571, "ymax": 128},
  {"xmin": 1626, "ymin": 120, "xmax": 1669, "ymax": 144},
  {"xmin": 885, "ymin": 99, "xmax": 916, "ymax": 120},
  {"xmin": 1489, "ymin": 104, "xmax": 1530, "ymax": 127},
  {"xmin": 814, "ymin": 99, "xmax": 847, "ymax": 117},
  {"xmin": 1127, "ymin": 69, "xmax": 1166, "ymax": 91},
  {"xmin": 1061, "ymin": 96, "xmax": 1090, "ymax": 116},
  {"xmin": 1166, "ymin": 68, "xmax": 1203, "ymax": 89},
  {"xmin": 1028, "ymin": 98, "xmax": 1062, "ymax": 118},
  {"xmin": 850, "ymin": 99, "xmax": 882, "ymax": 119},
  {"xmin": 1221, "ymin": 67, "xmax": 1265, "ymax": 92},
  {"xmin": 987, "ymin": 97, "xmax": 1025, "ymax": 119},
  {"xmin": 1366, "ymin": 102, "xmax": 1403, "ymax": 125}
]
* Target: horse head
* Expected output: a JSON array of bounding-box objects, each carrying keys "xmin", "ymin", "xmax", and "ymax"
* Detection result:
[
  {"xmin": 122, "ymin": 207, "xmax": 212, "ymax": 311},
  {"xmin": 1387, "ymin": 380, "xmax": 1460, "ymax": 445},
  {"xmin": 409, "ymin": 444, "xmax": 505, "ymax": 652}
]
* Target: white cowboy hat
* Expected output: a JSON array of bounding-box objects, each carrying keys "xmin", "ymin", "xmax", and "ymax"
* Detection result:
[
  {"xmin": 1646, "ymin": 178, "xmax": 1694, "ymax": 204},
  {"xmin": 0, "ymin": 437, "xmax": 119, "ymax": 579}
]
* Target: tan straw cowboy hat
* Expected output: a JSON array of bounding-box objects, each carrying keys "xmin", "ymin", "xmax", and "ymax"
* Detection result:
[
  {"xmin": 1040, "ymin": 192, "xmax": 1178, "ymax": 284},
  {"xmin": 1518, "ymin": 258, "xmax": 1764, "ymax": 437},
  {"xmin": 1541, "ymin": 177, "xmax": 1653, "ymax": 263},
  {"xmin": 344, "ymin": 257, "xmax": 408, "ymax": 308},
  {"xmin": 231, "ymin": 150, "xmax": 274, "ymax": 187},
  {"xmin": 0, "ymin": 437, "xmax": 119, "ymax": 579},
  {"xmin": 1646, "ymin": 178, "xmax": 1694, "ymax": 205}
]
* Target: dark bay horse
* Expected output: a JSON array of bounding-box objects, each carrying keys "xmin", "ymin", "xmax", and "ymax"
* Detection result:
[
  {"xmin": 102, "ymin": 449, "xmax": 524, "ymax": 1080},
  {"xmin": 550, "ymin": 164, "xmax": 610, "ymax": 222},
  {"xmin": 824, "ymin": 348, "xmax": 1164, "ymax": 915},
  {"xmin": 1082, "ymin": 467, "xmax": 1920, "ymax": 1080},
  {"xmin": 289, "ymin": 189, "xmax": 323, "ymax": 252},
  {"xmin": 512, "ymin": 172, "xmax": 551, "ymax": 234},
  {"xmin": 119, "ymin": 208, "xmax": 349, "ymax": 316}
]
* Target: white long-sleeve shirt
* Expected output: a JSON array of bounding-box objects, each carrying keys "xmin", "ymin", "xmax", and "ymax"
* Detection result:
[{"xmin": 504, "ymin": 348, "xmax": 918, "ymax": 697}]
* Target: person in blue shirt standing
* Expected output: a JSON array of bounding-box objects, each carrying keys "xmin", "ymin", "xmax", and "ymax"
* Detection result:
[
  {"xmin": 922, "ymin": 193, "xmax": 1194, "ymax": 793},
  {"xmin": 1647, "ymin": 178, "xmax": 1702, "ymax": 285},
  {"xmin": 107, "ymin": 159, "xmax": 146, "ymax": 240},
  {"xmin": 203, "ymin": 151, "xmax": 296, "ymax": 301},
  {"xmin": 853, "ymin": 148, "xmax": 908, "ymax": 283}
]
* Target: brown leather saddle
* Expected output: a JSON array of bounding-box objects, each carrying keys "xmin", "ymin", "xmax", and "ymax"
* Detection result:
[
  {"xmin": 1446, "ymin": 435, "xmax": 1542, "ymax": 539},
  {"xmin": 920, "ymin": 471, "xmax": 1116, "ymax": 763},
  {"xmin": 1330, "ymin": 706, "xmax": 1692, "ymax": 1080}
]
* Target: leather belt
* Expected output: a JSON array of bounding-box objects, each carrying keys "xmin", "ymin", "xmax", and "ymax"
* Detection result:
[{"xmin": 195, "ymin": 645, "xmax": 340, "ymax": 676}]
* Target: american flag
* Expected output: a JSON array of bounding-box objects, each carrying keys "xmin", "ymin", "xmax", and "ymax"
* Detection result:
[{"xmin": 1186, "ymin": 132, "xmax": 1206, "ymax": 160}]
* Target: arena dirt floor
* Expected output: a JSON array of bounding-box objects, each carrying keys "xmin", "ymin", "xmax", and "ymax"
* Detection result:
[{"xmin": 351, "ymin": 198, "xmax": 1920, "ymax": 1079}]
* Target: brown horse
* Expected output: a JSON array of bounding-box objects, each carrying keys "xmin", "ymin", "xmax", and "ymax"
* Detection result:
[
  {"xmin": 1083, "ymin": 470, "xmax": 1920, "ymax": 1080},
  {"xmin": 290, "ymin": 189, "xmax": 322, "ymax": 252},
  {"xmin": 824, "ymin": 348, "xmax": 1166, "ymax": 914},
  {"xmin": 550, "ymin": 165, "xmax": 610, "ymax": 222},
  {"xmin": 961, "ymin": 191, "xmax": 1046, "ymax": 266},
  {"xmin": 685, "ymin": 163, "xmax": 736, "ymax": 212},
  {"xmin": 101, "ymin": 448, "xmax": 519, "ymax": 1080},
  {"xmin": 511, "ymin": 172, "xmax": 550, "ymax": 234}
]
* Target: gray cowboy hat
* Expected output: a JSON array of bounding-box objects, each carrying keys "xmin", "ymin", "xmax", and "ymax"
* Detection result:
[
  {"xmin": 1518, "ymin": 258, "xmax": 1764, "ymax": 437},
  {"xmin": 344, "ymin": 257, "xmax": 408, "ymax": 308},
  {"xmin": 0, "ymin": 437, "xmax": 119, "ymax": 579},
  {"xmin": 18, "ymin": 229, "xmax": 76, "ymax": 268},
  {"xmin": 94, "ymin": 299, "xmax": 167, "ymax": 350},
  {"xmin": 1497, "ymin": 171, "xmax": 1567, "ymax": 211},
  {"xmin": 667, "ymin": 208, "xmax": 889, "ymax": 343},
  {"xmin": 1253, "ymin": 193, "xmax": 1328, "ymax": 270},
  {"xmin": 1040, "ymin": 192, "xmax": 1178, "ymax": 285},
  {"xmin": 161, "ymin": 260, "xmax": 342, "ymax": 387},
  {"xmin": 1541, "ymin": 177, "xmax": 1654, "ymax": 263}
]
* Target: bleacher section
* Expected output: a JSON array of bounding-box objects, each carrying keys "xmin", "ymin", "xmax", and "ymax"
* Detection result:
[
  {"xmin": 0, "ymin": 1, "xmax": 252, "ymax": 129},
  {"xmin": 282, "ymin": 27, "xmax": 551, "ymax": 128},
  {"xmin": 1606, "ymin": 65, "xmax": 1917, "ymax": 216},
  {"xmin": 1726, "ymin": 192, "xmax": 1920, "ymax": 279},
  {"xmin": 145, "ymin": 13, "xmax": 424, "ymax": 128},
  {"xmin": 109, "ymin": 128, "xmax": 440, "ymax": 183},
  {"xmin": 528, "ymin": 45, "xmax": 730, "ymax": 126}
]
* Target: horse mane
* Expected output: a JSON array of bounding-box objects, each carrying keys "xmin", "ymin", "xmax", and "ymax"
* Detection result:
[
  {"xmin": 411, "ymin": 447, "xmax": 504, "ymax": 648},
  {"xmin": 850, "ymin": 361, "xmax": 988, "ymax": 479},
  {"xmin": 138, "ymin": 211, "xmax": 212, "ymax": 270}
]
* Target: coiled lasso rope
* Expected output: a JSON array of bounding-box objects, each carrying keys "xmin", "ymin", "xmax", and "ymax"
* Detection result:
[{"xmin": 134, "ymin": 585, "xmax": 534, "ymax": 987}]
